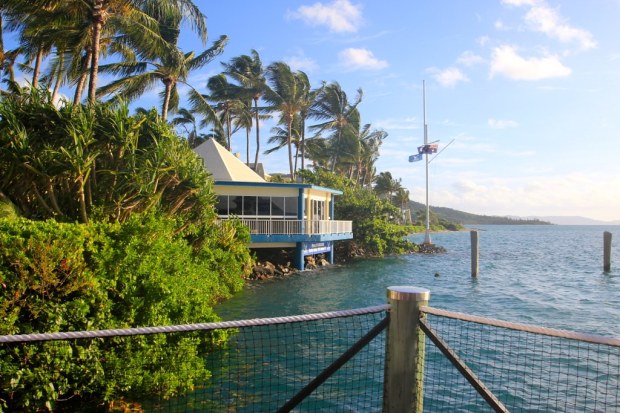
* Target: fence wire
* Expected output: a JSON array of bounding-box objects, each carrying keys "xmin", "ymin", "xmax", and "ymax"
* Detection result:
[
  {"xmin": 422, "ymin": 311, "xmax": 620, "ymax": 412},
  {"xmin": 0, "ymin": 309, "xmax": 386, "ymax": 412}
]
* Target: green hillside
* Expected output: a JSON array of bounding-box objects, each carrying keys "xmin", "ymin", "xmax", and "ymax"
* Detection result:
[{"xmin": 409, "ymin": 201, "xmax": 552, "ymax": 225}]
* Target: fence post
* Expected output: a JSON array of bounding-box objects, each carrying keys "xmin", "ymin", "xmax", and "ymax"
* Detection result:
[
  {"xmin": 471, "ymin": 230, "xmax": 479, "ymax": 277},
  {"xmin": 384, "ymin": 286, "xmax": 430, "ymax": 413},
  {"xmin": 604, "ymin": 231, "xmax": 612, "ymax": 272}
]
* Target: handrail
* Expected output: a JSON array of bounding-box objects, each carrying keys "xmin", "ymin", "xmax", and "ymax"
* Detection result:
[{"xmin": 219, "ymin": 218, "xmax": 353, "ymax": 236}]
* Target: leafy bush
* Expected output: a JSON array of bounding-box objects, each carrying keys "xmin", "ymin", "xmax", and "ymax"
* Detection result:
[
  {"xmin": 299, "ymin": 169, "xmax": 415, "ymax": 256},
  {"xmin": 0, "ymin": 215, "xmax": 251, "ymax": 411}
]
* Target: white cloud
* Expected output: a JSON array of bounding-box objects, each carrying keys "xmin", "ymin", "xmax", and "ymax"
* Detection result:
[
  {"xmin": 431, "ymin": 172, "xmax": 620, "ymax": 221},
  {"xmin": 375, "ymin": 116, "xmax": 418, "ymax": 130},
  {"xmin": 430, "ymin": 67, "xmax": 469, "ymax": 87},
  {"xmin": 488, "ymin": 118, "xmax": 519, "ymax": 129},
  {"xmin": 524, "ymin": 5, "xmax": 596, "ymax": 50},
  {"xmin": 287, "ymin": 0, "xmax": 363, "ymax": 33},
  {"xmin": 489, "ymin": 45, "xmax": 571, "ymax": 80},
  {"xmin": 285, "ymin": 55, "xmax": 319, "ymax": 73},
  {"xmin": 338, "ymin": 48, "xmax": 388, "ymax": 71},
  {"xmin": 457, "ymin": 51, "xmax": 485, "ymax": 67},
  {"xmin": 501, "ymin": 0, "xmax": 539, "ymax": 6}
]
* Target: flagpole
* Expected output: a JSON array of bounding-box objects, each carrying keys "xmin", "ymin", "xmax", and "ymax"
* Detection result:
[{"xmin": 423, "ymin": 81, "xmax": 432, "ymax": 244}]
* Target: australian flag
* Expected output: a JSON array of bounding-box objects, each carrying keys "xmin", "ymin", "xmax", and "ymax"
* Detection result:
[{"xmin": 408, "ymin": 153, "xmax": 423, "ymax": 162}]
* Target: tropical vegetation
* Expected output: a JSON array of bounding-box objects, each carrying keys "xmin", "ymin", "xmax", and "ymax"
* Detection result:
[{"xmin": 0, "ymin": 1, "xmax": 459, "ymax": 409}]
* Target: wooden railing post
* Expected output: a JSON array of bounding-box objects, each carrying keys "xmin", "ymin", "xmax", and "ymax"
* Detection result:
[{"xmin": 384, "ymin": 286, "xmax": 430, "ymax": 413}]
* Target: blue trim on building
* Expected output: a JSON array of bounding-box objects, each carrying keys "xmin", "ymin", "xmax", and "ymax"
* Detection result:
[
  {"xmin": 250, "ymin": 233, "xmax": 352, "ymax": 243},
  {"xmin": 214, "ymin": 180, "xmax": 343, "ymax": 195}
]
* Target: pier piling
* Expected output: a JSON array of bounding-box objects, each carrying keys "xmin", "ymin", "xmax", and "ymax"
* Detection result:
[
  {"xmin": 471, "ymin": 230, "xmax": 479, "ymax": 277},
  {"xmin": 384, "ymin": 286, "xmax": 430, "ymax": 413},
  {"xmin": 604, "ymin": 231, "xmax": 612, "ymax": 272}
]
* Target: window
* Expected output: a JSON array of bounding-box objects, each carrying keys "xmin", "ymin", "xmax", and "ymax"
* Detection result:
[
  {"xmin": 216, "ymin": 196, "xmax": 228, "ymax": 216},
  {"xmin": 217, "ymin": 195, "xmax": 300, "ymax": 218},
  {"xmin": 258, "ymin": 196, "xmax": 271, "ymax": 216},
  {"xmin": 243, "ymin": 196, "xmax": 257, "ymax": 216},
  {"xmin": 285, "ymin": 197, "xmax": 298, "ymax": 217},
  {"xmin": 229, "ymin": 196, "xmax": 243, "ymax": 215}
]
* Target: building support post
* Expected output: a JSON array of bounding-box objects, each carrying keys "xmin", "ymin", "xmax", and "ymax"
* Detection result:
[
  {"xmin": 295, "ymin": 242, "xmax": 305, "ymax": 271},
  {"xmin": 384, "ymin": 286, "xmax": 430, "ymax": 413}
]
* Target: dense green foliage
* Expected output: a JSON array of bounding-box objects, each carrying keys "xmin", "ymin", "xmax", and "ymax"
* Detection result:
[
  {"xmin": 0, "ymin": 90, "xmax": 216, "ymax": 226},
  {"xmin": 300, "ymin": 169, "xmax": 416, "ymax": 256},
  {"xmin": 0, "ymin": 94, "xmax": 253, "ymax": 411},
  {"xmin": 0, "ymin": 215, "xmax": 250, "ymax": 411}
]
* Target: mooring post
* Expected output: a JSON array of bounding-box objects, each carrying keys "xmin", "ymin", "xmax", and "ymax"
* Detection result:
[
  {"xmin": 471, "ymin": 230, "xmax": 479, "ymax": 277},
  {"xmin": 384, "ymin": 286, "xmax": 430, "ymax": 413},
  {"xmin": 604, "ymin": 231, "xmax": 612, "ymax": 272}
]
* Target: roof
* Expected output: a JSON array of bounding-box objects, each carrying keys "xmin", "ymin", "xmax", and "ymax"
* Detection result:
[{"xmin": 193, "ymin": 139, "xmax": 266, "ymax": 183}]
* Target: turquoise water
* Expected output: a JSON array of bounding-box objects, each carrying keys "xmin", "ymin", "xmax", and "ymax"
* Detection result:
[
  {"xmin": 212, "ymin": 225, "xmax": 620, "ymax": 411},
  {"xmin": 218, "ymin": 225, "xmax": 620, "ymax": 336}
]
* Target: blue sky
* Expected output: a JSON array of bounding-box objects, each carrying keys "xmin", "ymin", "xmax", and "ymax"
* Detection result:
[{"xmin": 9, "ymin": 0, "xmax": 620, "ymax": 221}]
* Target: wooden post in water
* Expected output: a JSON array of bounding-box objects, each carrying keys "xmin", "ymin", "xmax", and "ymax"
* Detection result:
[
  {"xmin": 604, "ymin": 231, "xmax": 612, "ymax": 272},
  {"xmin": 471, "ymin": 230, "xmax": 479, "ymax": 277},
  {"xmin": 384, "ymin": 286, "xmax": 430, "ymax": 413}
]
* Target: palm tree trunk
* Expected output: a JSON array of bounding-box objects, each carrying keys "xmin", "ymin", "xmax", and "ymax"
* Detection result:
[
  {"xmin": 74, "ymin": 50, "xmax": 92, "ymax": 104},
  {"xmin": 253, "ymin": 97, "xmax": 260, "ymax": 171},
  {"xmin": 88, "ymin": 3, "xmax": 104, "ymax": 104},
  {"xmin": 287, "ymin": 118, "xmax": 294, "ymax": 180},
  {"xmin": 51, "ymin": 53, "xmax": 64, "ymax": 103},
  {"xmin": 162, "ymin": 80, "xmax": 172, "ymax": 119},
  {"xmin": 300, "ymin": 118, "xmax": 306, "ymax": 172},
  {"xmin": 246, "ymin": 127, "xmax": 250, "ymax": 164},
  {"xmin": 226, "ymin": 111, "xmax": 232, "ymax": 150},
  {"xmin": 32, "ymin": 47, "xmax": 44, "ymax": 89}
]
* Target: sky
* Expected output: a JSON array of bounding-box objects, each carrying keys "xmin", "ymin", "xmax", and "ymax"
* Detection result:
[{"xmin": 8, "ymin": 0, "xmax": 620, "ymax": 221}]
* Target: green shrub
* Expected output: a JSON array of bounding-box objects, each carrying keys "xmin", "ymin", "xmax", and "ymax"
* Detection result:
[{"xmin": 0, "ymin": 215, "xmax": 251, "ymax": 411}]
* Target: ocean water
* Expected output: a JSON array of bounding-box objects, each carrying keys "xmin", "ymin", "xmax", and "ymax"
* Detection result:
[
  {"xmin": 218, "ymin": 225, "xmax": 620, "ymax": 336},
  {"xmin": 213, "ymin": 225, "xmax": 620, "ymax": 411}
]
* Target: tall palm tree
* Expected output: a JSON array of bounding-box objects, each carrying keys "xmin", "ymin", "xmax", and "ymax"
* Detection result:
[
  {"xmin": 265, "ymin": 117, "xmax": 302, "ymax": 174},
  {"xmin": 222, "ymin": 50, "xmax": 267, "ymax": 170},
  {"xmin": 86, "ymin": 0, "xmax": 208, "ymax": 104},
  {"xmin": 355, "ymin": 123, "xmax": 387, "ymax": 186},
  {"xmin": 171, "ymin": 107, "xmax": 199, "ymax": 146},
  {"xmin": 97, "ymin": 34, "xmax": 227, "ymax": 119},
  {"xmin": 263, "ymin": 61, "xmax": 309, "ymax": 180},
  {"xmin": 374, "ymin": 171, "xmax": 402, "ymax": 203},
  {"xmin": 193, "ymin": 73, "xmax": 244, "ymax": 150},
  {"xmin": 309, "ymin": 82, "xmax": 363, "ymax": 172},
  {"xmin": 393, "ymin": 188, "xmax": 411, "ymax": 224},
  {"xmin": 296, "ymin": 77, "xmax": 321, "ymax": 173}
]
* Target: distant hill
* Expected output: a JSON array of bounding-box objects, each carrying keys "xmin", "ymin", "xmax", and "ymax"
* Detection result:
[
  {"xmin": 409, "ymin": 201, "xmax": 552, "ymax": 225},
  {"xmin": 530, "ymin": 216, "xmax": 620, "ymax": 225}
]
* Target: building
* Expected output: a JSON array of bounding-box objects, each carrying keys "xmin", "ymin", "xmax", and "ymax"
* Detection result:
[{"xmin": 194, "ymin": 139, "xmax": 353, "ymax": 270}]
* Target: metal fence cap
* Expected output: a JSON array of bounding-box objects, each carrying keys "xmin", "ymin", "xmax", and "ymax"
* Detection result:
[{"xmin": 387, "ymin": 286, "xmax": 430, "ymax": 301}]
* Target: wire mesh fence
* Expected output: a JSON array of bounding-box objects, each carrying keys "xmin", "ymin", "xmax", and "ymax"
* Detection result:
[
  {"xmin": 421, "ymin": 308, "xmax": 620, "ymax": 412},
  {"xmin": 0, "ymin": 307, "xmax": 387, "ymax": 412},
  {"xmin": 3, "ymin": 301, "xmax": 620, "ymax": 412}
]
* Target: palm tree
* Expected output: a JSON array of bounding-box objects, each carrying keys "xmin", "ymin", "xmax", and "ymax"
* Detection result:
[
  {"xmin": 86, "ymin": 0, "xmax": 209, "ymax": 104},
  {"xmin": 309, "ymin": 82, "xmax": 363, "ymax": 172},
  {"xmin": 297, "ymin": 77, "xmax": 321, "ymax": 173},
  {"xmin": 171, "ymin": 107, "xmax": 200, "ymax": 147},
  {"xmin": 393, "ymin": 188, "xmax": 411, "ymax": 224},
  {"xmin": 374, "ymin": 171, "xmax": 402, "ymax": 203},
  {"xmin": 222, "ymin": 50, "xmax": 267, "ymax": 170},
  {"xmin": 355, "ymin": 123, "xmax": 387, "ymax": 186},
  {"xmin": 193, "ymin": 73, "xmax": 244, "ymax": 150},
  {"xmin": 264, "ymin": 61, "xmax": 310, "ymax": 180},
  {"xmin": 98, "ymin": 34, "xmax": 227, "ymax": 119},
  {"xmin": 264, "ymin": 117, "xmax": 302, "ymax": 175}
]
